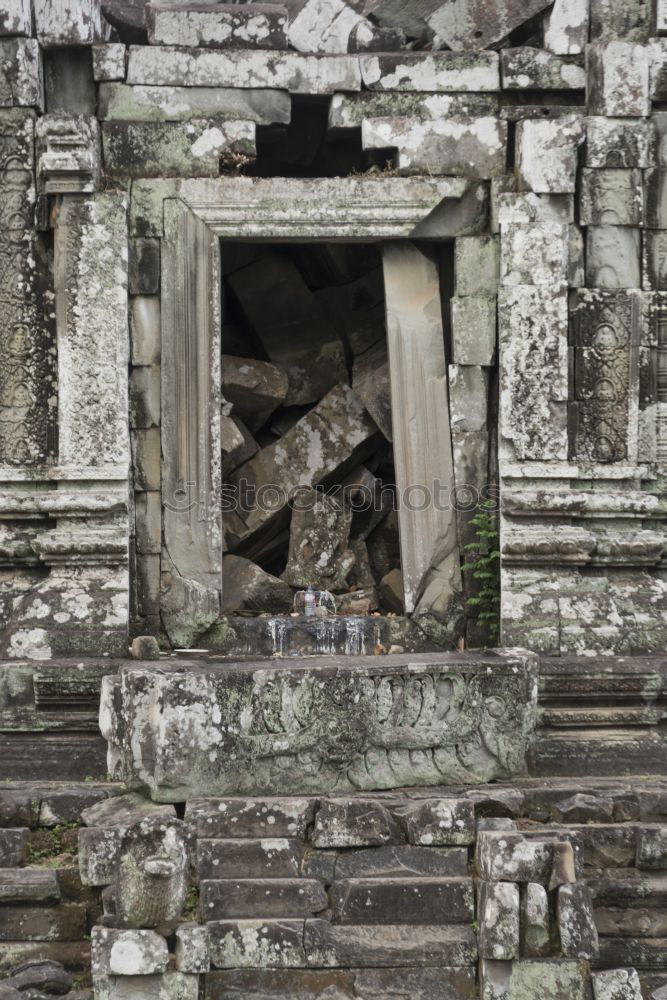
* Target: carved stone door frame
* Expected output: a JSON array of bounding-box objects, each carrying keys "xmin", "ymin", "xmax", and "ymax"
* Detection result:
[{"xmin": 156, "ymin": 175, "xmax": 486, "ymax": 622}]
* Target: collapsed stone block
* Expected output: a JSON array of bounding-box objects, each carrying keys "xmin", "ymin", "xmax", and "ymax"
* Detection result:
[
  {"xmin": 426, "ymin": 0, "xmax": 552, "ymax": 51},
  {"xmin": 282, "ymin": 489, "xmax": 355, "ymax": 592},
  {"xmin": 543, "ymin": 0, "xmax": 589, "ymax": 54},
  {"xmin": 91, "ymin": 927, "xmax": 169, "ymax": 977},
  {"xmin": 148, "ymin": 3, "xmax": 288, "ymax": 49},
  {"xmin": 478, "ymin": 881, "xmax": 520, "ymax": 960},
  {"xmin": 312, "ymin": 798, "xmax": 402, "ymax": 848},
  {"xmin": 557, "ymin": 882, "xmax": 599, "ymax": 959},
  {"xmin": 222, "ymin": 555, "xmax": 293, "ymax": 615},
  {"xmin": 288, "ymin": 0, "xmax": 395, "ymax": 54},
  {"xmin": 221, "ymin": 355, "xmax": 288, "ymax": 433}
]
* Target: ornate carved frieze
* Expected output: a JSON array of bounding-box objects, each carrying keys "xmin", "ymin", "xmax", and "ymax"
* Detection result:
[
  {"xmin": 502, "ymin": 526, "xmax": 596, "ymax": 566},
  {"xmin": 36, "ymin": 114, "xmax": 100, "ymax": 195},
  {"xmin": 504, "ymin": 489, "xmax": 665, "ymax": 518},
  {"xmin": 0, "ymin": 109, "xmax": 35, "ymax": 229},
  {"xmin": 102, "ymin": 652, "xmax": 538, "ymax": 799},
  {"xmin": 570, "ymin": 289, "xmax": 641, "ymax": 464}
]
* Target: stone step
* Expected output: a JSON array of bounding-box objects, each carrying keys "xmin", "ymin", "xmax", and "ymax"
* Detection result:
[
  {"xmin": 589, "ymin": 871, "xmax": 667, "ymax": 907},
  {"xmin": 204, "ymin": 967, "xmax": 477, "ymax": 1000},
  {"xmin": 0, "ymin": 869, "xmax": 60, "ymax": 904},
  {"xmin": 0, "ymin": 903, "xmax": 87, "ymax": 942}
]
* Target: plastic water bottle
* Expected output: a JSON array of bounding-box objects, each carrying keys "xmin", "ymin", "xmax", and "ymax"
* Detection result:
[{"xmin": 304, "ymin": 584, "xmax": 316, "ymax": 618}]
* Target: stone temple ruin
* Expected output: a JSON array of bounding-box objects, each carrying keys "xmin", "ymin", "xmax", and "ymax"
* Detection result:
[{"xmin": 2, "ymin": 0, "xmax": 667, "ymax": 999}]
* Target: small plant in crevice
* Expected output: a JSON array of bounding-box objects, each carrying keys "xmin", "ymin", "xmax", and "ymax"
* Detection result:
[{"xmin": 461, "ymin": 499, "xmax": 501, "ymax": 643}]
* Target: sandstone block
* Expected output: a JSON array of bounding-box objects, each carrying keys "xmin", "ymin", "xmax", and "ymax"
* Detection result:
[
  {"xmin": 591, "ymin": 0, "xmax": 650, "ymax": 41},
  {"xmin": 586, "ymin": 226, "xmax": 641, "ymax": 289},
  {"xmin": 82, "ymin": 792, "xmax": 175, "ymax": 829},
  {"xmin": 205, "ymin": 967, "xmax": 476, "ymax": 999},
  {"xmin": 148, "ymin": 4, "xmax": 288, "ymax": 49},
  {"xmin": 330, "ymin": 877, "xmax": 474, "ymax": 925},
  {"xmin": 478, "ymin": 881, "xmax": 520, "ymax": 961},
  {"xmin": 0, "ymin": 0, "xmax": 31, "ymax": 36},
  {"xmin": 451, "ymin": 295, "xmax": 497, "ymax": 365},
  {"xmin": 482, "ymin": 959, "xmax": 591, "ymax": 1000},
  {"xmin": 91, "ymin": 927, "xmax": 169, "ymax": 977},
  {"xmin": 222, "ymin": 555, "xmax": 293, "ymax": 615},
  {"xmin": 359, "ymin": 52, "xmax": 500, "ymax": 92},
  {"xmin": 289, "ymin": 0, "xmax": 392, "ymax": 54},
  {"xmin": 477, "ymin": 832, "xmax": 578, "ymax": 885},
  {"xmin": 34, "ymin": 0, "xmax": 103, "ymax": 44},
  {"xmin": 455, "ymin": 235, "xmax": 499, "ymax": 296},
  {"xmin": 521, "ymin": 882, "xmax": 551, "ymax": 957},
  {"xmin": 586, "ymin": 117, "xmax": 654, "ymax": 168},
  {"xmin": 92, "ymin": 44, "xmax": 126, "ymax": 82},
  {"xmin": 282, "ymin": 490, "xmax": 355, "ymax": 592},
  {"xmin": 127, "ymin": 46, "xmax": 362, "ymax": 94},
  {"xmin": 516, "ymin": 116, "xmax": 584, "ymax": 193},
  {"xmin": 580, "ymin": 169, "xmax": 643, "ymax": 226},
  {"xmin": 501, "ymin": 222, "xmax": 569, "ymax": 286},
  {"xmin": 130, "ymin": 366, "xmax": 160, "ymax": 429},
  {"xmin": 426, "ymin": 0, "xmax": 551, "ymax": 51},
  {"xmin": 543, "ymin": 0, "xmax": 589, "ymax": 54},
  {"xmin": 397, "ymin": 799, "xmax": 476, "ymax": 846},
  {"xmin": 587, "ymin": 41, "xmax": 650, "ymax": 117},
  {"xmin": 129, "ymin": 237, "xmax": 160, "ymax": 296},
  {"xmin": 592, "ymin": 968, "xmax": 644, "ymax": 1000},
  {"xmin": 135, "ymin": 491, "xmax": 161, "ymax": 556},
  {"xmin": 175, "ymin": 923, "xmax": 210, "ymax": 974},
  {"xmin": 552, "ymin": 792, "xmax": 614, "ymax": 823},
  {"xmin": 312, "ymin": 798, "xmax": 402, "ymax": 848},
  {"xmin": 303, "ymin": 920, "xmax": 477, "ymax": 967},
  {"xmin": 200, "ymin": 879, "xmax": 328, "ymax": 920},
  {"xmin": 185, "ymin": 798, "xmax": 315, "ymax": 838},
  {"xmin": 558, "ymin": 882, "xmax": 599, "ymax": 959},
  {"xmin": 198, "ymin": 838, "xmax": 303, "ymax": 880},
  {"xmin": 501, "ymin": 48, "xmax": 585, "ymax": 89},
  {"xmin": 0, "ymin": 39, "xmax": 42, "ymax": 109},
  {"xmin": 0, "ymin": 869, "xmax": 59, "ymax": 904},
  {"xmin": 207, "ymin": 919, "xmax": 305, "ymax": 969},
  {"xmin": 361, "ymin": 115, "xmax": 507, "ymax": 178},
  {"xmin": 334, "ymin": 844, "xmax": 468, "ymax": 879},
  {"xmin": 352, "ymin": 340, "xmax": 391, "ymax": 441},
  {"xmin": 221, "ymin": 356, "xmax": 288, "ymax": 432},
  {"xmin": 99, "ymin": 82, "xmax": 291, "ymax": 124},
  {"xmin": 102, "ymin": 120, "xmax": 255, "ymax": 178},
  {"xmin": 0, "ymin": 903, "xmax": 86, "ymax": 942},
  {"xmin": 637, "ymin": 825, "xmax": 667, "ymax": 868},
  {"xmin": 329, "ymin": 91, "xmax": 499, "ymax": 128},
  {"xmin": 130, "ymin": 296, "xmax": 161, "ymax": 366},
  {"xmin": 94, "ymin": 972, "xmax": 198, "ymax": 1000},
  {"xmin": 0, "ymin": 829, "xmax": 28, "ymax": 866}
]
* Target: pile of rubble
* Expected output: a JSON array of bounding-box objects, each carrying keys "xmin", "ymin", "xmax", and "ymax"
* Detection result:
[{"xmin": 219, "ymin": 241, "xmax": 405, "ymax": 618}]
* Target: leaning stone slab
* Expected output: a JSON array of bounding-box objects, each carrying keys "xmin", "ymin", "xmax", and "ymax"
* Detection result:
[
  {"xmin": 501, "ymin": 48, "xmax": 585, "ymax": 89},
  {"xmin": 0, "ymin": 39, "xmax": 42, "ymax": 109},
  {"xmin": 102, "ymin": 120, "xmax": 255, "ymax": 178},
  {"xmin": 361, "ymin": 115, "xmax": 507, "ymax": 178},
  {"xmin": 99, "ymin": 83, "xmax": 291, "ymax": 124},
  {"xmin": 592, "ymin": 968, "xmax": 644, "ymax": 1000},
  {"xmin": 303, "ymin": 920, "xmax": 477, "ymax": 967},
  {"xmin": 91, "ymin": 927, "xmax": 169, "ymax": 977},
  {"xmin": 103, "ymin": 653, "xmax": 538, "ymax": 799},
  {"xmin": 359, "ymin": 52, "xmax": 500, "ymax": 92},
  {"xmin": 312, "ymin": 798, "xmax": 402, "ymax": 848},
  {"xmin": 427, "ymin": 0, "xmax": 551, "ymax": 51},
  {"xmin": 330, "ymin": 877, "xmax": 474, "ymax": 925},
  {"xmin": 543, "ymin": 0, "xmax": 589, "ymax": 54},
  {"xmin": 127, "ymin": 46, "xmax": 362, "ymax": 94},
  {"xmin": 147, "ymin": 4, "xmax": 288, "ymax": 49},
  {"xmin": 478, "ymin": 881, "xmax": 520, "ymax": 960}
]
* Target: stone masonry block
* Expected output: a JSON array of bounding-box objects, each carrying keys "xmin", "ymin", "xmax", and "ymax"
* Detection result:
[
  {"xmin": 455, "ymin": 235, "xmax": 499, "ymax": 296},
  {"xmin": 501, "ymin": 223, "xmax": 569, "ymax": 286},
  {"xmin": 334, "ymin": 844, "xmax": 468, "ymax": 879},
  {"xmin": 592, "ymin": 968, "xmax": 644, "ymax": 1000},
  {"xmin": 543, "ymin": 0, "xmax": 589, "ymax": 55},
  {"xmin": 148, "ymin": 4, "xmax": 288, "ymax": 49},
  {"xmin": 557, "ymin": 882, "xmax": 599, "ymax": 959},
  {"xmin": 521, "ymin": 882, "xmax": 551, "ymax": 957},
  {"xmin": 129, "ymin": 238, "xmax": 161, "ymax": 295},
  {"xmin": 200, "ymin": 879, "xmax": 328, "ymax": 920},
  {"xmin": 587, "ymin": 41, "xmax": 650, "ymax": 117},
  {"xmin": 197, "ymin": 838, "xmax": 303, "ymax": 880},
  {"xmin": 451, "ymin": 295, "xmax": 497, "ymax": 365},
  {"xmin": 580, "ymin": 168, "xmax": 643, "ymax": 225},
  {"xmin": 130, "ymin": 366, "xmax": 160, "ymax": 430},
  {"xmin": 131, "ymin": 428, "xmax": 160, "ymax": 491},
  {"xmin": 207, "ymin": 919, "xmax": 306, "ymax": 969},
  {"xmin": 0, "ymin": 0, "xmax": 31, "ymax": 36},
  {"xmin": 0, "ymin": 39, "xmax": 43, "ymax": 109},
  {"xmin": 92, "ymin": 44, "xmax": 126, "ymax": 82},
  {"xmin": 501, "ymin": 48, "xmax": 586, "ymax": 89},
  {"xmin": 312, "ymin": 798, "xmax": 403, "ymax": 848},
  {"xmin": 478, "ymin": 881, "xmax": 520, "ymax": 960},
  {"xmin": 516, "ymin": 116, "xmax": 584, "ymax": 193},
  {"xmin": 185, "ymin": 798, "xmax": 315, "ymax": 839},
  {"xmin": 396, "ymin": 799, "xmax": 476, "ymax": 846},
  {"xmin": 175, "ymin": 923, "xmax": 210, "ymax": 974},
  {"xmin": 586, "ymin": 117, "xmax": 655, "ymax": 168},
  {"xmin": 586, "ymin": 226, "xmax": 641, "ymax": 288},
  {"xmin": 303, "ymin": 920, "xmax": 478, "ymax": 968},
  {"xmin": 636, "ymin": 825, "xmax": 667, "ymax": 868},
  {"xmin": 135, "ymin": 491, "xmax": 161, "ymax": 556},
  {"xmin": 130, "ymin": 296, "xmax": 161, "ymax": 366}
]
